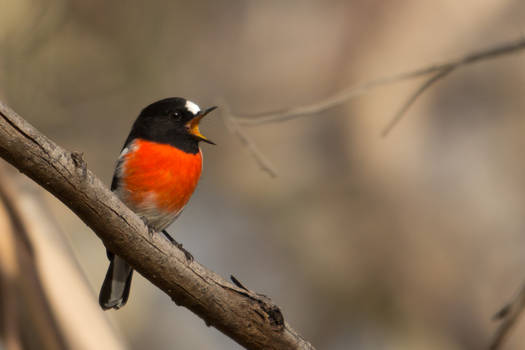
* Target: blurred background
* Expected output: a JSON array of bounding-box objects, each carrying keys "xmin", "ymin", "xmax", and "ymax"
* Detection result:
[{"xmin": 2, "ymin": 0, "xmax": 525, "ymax": 349}]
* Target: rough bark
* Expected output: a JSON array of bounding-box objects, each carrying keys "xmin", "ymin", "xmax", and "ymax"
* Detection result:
[{"xmin": 0, "ymin": 100, "xmax": 315, "ymax": 350}]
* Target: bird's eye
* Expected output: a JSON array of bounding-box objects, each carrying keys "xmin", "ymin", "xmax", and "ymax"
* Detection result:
[{"xmin": 171, "ymin": 111, "xmax": 182, "ymax": 121}]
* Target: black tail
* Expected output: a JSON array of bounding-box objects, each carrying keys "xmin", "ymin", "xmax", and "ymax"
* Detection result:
[{"xmin": 99, "ymin": 255, "xmax": 133, "ymax": 310}]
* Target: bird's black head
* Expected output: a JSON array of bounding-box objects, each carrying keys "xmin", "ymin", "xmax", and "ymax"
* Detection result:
[{"xmin": 126, "ymin": 97, "xmax": 217, "ymax": 154}]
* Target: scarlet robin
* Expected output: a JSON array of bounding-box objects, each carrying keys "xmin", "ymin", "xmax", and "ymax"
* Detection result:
[{"xmin": 99, "ymin": 97, "xmax": 216, "ymax": 310}]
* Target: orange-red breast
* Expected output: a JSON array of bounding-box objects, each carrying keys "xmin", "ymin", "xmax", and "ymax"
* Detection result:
[{"xmin": 99, "ymin": 97, "xmax": 216, "ymax": 310}]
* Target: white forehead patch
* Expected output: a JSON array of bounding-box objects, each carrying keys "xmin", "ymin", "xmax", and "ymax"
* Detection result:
[{"xmin": 185, "ymin": 100, "xmax": 201, "ymax": 115}]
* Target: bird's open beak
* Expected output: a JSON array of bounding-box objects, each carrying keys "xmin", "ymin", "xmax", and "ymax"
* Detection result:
[{"xmin": 187, "ymin": 106, "xmax": 217, "ymax": 144}]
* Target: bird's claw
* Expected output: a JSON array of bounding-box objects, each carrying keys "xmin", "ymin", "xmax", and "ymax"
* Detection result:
[
  {"xmin": 161, "ymin": 230, "xmax": 193, "ymax": 261},
  {"xmin": 174, "ymin": 241, "xmax": 194, "ymax": 262}
]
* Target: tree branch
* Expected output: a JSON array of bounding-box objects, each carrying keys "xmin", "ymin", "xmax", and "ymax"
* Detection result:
[
  {"xmin": 0, "ymin": 100, "xmax": 315, "ymax": 350},
  {"xmin": 230, "ymin": 37, "xmax": 525, "ymax": 130},
  {"xmin": 220, "ymin": 37, "xmax": 525, "ymax": 178}
]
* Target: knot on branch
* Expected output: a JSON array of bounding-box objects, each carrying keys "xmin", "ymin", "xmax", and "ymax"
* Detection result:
[
  {"xmin": 230, "ymin": 275, "xmax": 284, "ymax": 330},
  {"xmin": 70, "ymin": 152, "xmax": 87, "ymax": 178},
  {"xmin": 257, "ymin": 294, "xmax": 284, "ymax": 328}
]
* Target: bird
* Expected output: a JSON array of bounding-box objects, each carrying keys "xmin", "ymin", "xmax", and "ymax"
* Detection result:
[{"xmin": 99, "ymin": 97, "xmax": 216, "ymax": 310}]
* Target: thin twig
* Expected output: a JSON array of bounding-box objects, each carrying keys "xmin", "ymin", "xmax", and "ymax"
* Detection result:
[
  {"xmin": 490, "ymin": 282, "xmax": 525, "ymax": 350},
  {"xmin": 221, "ymin": 37, "xmax": 525, "ymax": 177},
  {"xmin": 381, "ymin": 66, "xmax": 454, "ymax": 137},
  {"xmin": 231, "ymin": 37, "xmax": 525, "ymax": 128},
  {"xmin": 219, "ymin": 101, "xmax": 278, "ymax": 178}
]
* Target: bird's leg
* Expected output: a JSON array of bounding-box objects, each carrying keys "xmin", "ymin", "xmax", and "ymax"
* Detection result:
[
  {"xmin": 160, "ymin": 229, "xmax": 176, "ymax": 244},
  {"xmin": 161, "ymin": 230, "xmax": 193, "ymax": 261}
]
